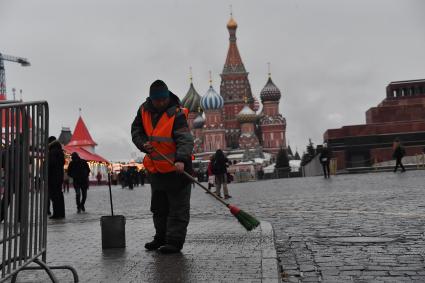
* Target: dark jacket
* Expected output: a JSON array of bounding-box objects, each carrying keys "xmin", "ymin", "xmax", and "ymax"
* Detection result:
[
  {"xmin": 393, "ymin": 145, "xmax": 406, "ymax": 159},
  {"xmin": 131, "ymin": 92, "xmax": 194, "ymax": 176},
  {"xmin": 319, "ymin": 147, "xmax": 332, "ymax": 164},
  {"xmin": 68, "ymin": 155, "xmax": 90, "ymax": 186},
  {"xmin": 211, "ymin": 156, "xmax": 229, "ymax": 175},
  {"xmin": 48, "ymin": 140, "xmax": 65, "ymax": 190}
]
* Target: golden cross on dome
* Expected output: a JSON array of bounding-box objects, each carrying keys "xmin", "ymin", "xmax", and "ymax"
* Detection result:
[
  {"xmin": 208, "ymin": 70, "xmax": 212, "ymax": 86},
  {"xmin": 189, "ymin": 66, "xmax": 193, "ymax": 83},
  {"xmin": 79, "ymin": 107, "xmax": 82, "ymax": 116},
  {"xmin": 267, "ymin": 62, "xmax": 271, "ymax": 78},
  {"xmin": 230, "ymin": 4, "xmax": 233, "ymax": 17}
]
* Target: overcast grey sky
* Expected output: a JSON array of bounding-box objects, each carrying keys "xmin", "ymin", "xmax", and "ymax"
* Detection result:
[{"xmin": 1, "ymin": 0, "xmax": 424, "ymax": 160}]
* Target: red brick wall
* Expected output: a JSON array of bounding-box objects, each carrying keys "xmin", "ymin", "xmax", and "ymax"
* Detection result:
[
  {"xmin": 324, "ymin": 121, "xmax": 425, "ymax": 140},
  {"xmin": 366, "ymin": 104, "xmax": 425, "ymax": 124}
]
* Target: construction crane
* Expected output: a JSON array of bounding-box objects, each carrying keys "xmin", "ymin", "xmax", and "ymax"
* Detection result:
[{"xmin": 0, "ymin": 52, "xmax": 30, "ymax": 100}]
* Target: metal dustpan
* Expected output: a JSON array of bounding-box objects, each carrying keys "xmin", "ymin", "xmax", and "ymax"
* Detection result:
[{"xmin": 101, "ymin": 173, "xmax": 126, "ymax": 249}]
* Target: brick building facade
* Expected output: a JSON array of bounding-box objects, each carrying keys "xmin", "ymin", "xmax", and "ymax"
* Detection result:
[{"xmin": 324, "ymin": 79, "xmax": 425, "ymax": 170}]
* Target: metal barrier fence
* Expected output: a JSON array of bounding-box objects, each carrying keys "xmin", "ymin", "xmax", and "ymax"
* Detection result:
[{"xmin": 0, "ymin": 101, "xmax": 77, "ymax": 282}]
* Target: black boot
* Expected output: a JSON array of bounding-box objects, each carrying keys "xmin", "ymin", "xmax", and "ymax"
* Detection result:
[
  {"xmin": 158, "ymin": 244, "xmax": 181, "ymax": 254},
  {"xmin": 144, "ymin": 238, "xmax": 165, "ymax": 251}
]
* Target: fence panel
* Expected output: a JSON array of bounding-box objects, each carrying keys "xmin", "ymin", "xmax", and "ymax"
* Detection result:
[{"xmin": 0, "ymin": 101, "xmax": 77, "ymax": 283}]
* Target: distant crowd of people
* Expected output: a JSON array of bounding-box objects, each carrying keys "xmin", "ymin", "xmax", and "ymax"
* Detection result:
[{"xmin": 116, "ymin": 167, "xmax": 146, "ymax": 189}]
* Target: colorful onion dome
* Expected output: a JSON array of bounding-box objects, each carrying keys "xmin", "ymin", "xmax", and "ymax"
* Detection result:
[
  {"xmin": 260, "ymin": 77, "xmax": 281, "ymax": 102},
  {"xmin": 237, "ymin": 104, "xmax": 257, "ymax": 123},
  {"xmin": 193, "ymin": 112, "xmax": 205, "ymax": 129},
  {"xmin": 181, "ymin": 82, "xmax": 201, "ymax": 113},
  {"xmin": 200, "ymin": 85, "xmax": 224, "ymax": 110}
]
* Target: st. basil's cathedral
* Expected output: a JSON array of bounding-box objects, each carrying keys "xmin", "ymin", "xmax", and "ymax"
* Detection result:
[{"xmin": 181, "ymin": 14, "xmax": 287, "ymax": 160}]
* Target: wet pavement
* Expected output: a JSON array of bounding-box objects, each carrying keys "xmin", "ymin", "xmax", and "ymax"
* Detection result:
[
  {"xmin": 7, "ymin": 169, "xmax": 425, "ymax": 282},
  {"xmin": 8, "ymin": 184, "xmax": 279, "ymax": 283}
]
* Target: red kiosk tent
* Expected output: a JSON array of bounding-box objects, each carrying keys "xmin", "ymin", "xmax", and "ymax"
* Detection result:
[{"xmin": 64, "ymin": 115, "xmax": 109, "ymax": 184}]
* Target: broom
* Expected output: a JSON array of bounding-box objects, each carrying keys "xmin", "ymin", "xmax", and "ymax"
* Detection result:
[{"xmin": 151, "ymin": 148, "xmax": 260, "ymax": 231}]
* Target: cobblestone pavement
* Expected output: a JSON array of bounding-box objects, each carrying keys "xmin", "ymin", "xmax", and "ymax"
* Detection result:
[
  {"xmin": 6, "ymin": 183, "xmax": 278, "ymax": 283},
  {"xmin": 10, "ymin": 218, "xmax": 272, "ymax": 283},
  {"xmin": 246, "ymin": 170, "xmax": 425, "ymax": 283},
  {"xmin": 6, "ymin": 170, "xmax": 425, "ymax": 282}
]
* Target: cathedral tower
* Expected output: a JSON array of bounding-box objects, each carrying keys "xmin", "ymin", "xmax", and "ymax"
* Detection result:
[
  {"xmin": 181, "ymin": 69, "xmax": 202, "ymax": 132},
  {"xmin": 220, "ymin": 13, "xmax": 254, "ymax": 149},
  {"xmin": 259, "ymin": 71, "xmax": 287, "ymax": 154},
  {"xmin": 201, "ymin": 74, "xmax": 226, "ymax": 152}
]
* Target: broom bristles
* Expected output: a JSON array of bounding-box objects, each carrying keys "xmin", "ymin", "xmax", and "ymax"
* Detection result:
[{"xmin": 228, "ymin": 205, "xmax": 260, "ymax": 231}]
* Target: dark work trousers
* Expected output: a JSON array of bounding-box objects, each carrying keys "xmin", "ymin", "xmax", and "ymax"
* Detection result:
[
  {"xmin": 74, "ymin": 183, "xmax": 88, "ymax": 209},
  {"xmin": 322, "ymin": 162, "xmax": 330, "ymax": 178},
  {"xmin": 47, "ymin": 193, "xmax": 51, "ymax": 215},
  {"xmin": 150, "ymin": 175, "xmax": 191, "ymax": 249},
  {"xmin": 394, "ymin": 157, "xmax": 406, "ymax": 172},
  {"xmin": 50, "ymin": 186, "xmax": 65, "ymax": 217}
]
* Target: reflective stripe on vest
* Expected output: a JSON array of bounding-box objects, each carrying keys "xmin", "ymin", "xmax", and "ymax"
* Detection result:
[{"xmin": 141, "ymin": 106, "xmax": 188, "ymax": 173}]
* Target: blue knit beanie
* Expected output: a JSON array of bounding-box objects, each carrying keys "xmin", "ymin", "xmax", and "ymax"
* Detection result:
[{"xmin": 149, "ymin": 80, "xmax": 169, "ymax": 100}]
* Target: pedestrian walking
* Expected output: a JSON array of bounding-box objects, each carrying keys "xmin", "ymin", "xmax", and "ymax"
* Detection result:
[
  {"xmin": 206, "ymin": 156, "xmax": 214, "ymax": 193},
  {"xmin": 320, "ymin": 143, "xmax": 332, "ymax": 178},
  {"xmin": 96, "ymin": 171, "xmax": 102, "ymax": 185},
  {"xmin": 68, "ymin": 152, "xmax": 91, "ymax": 213},
  {"xmin": 131, "ymin": 79, "xmax": 194, "ymax": 254},
  {"xmin": 48, "ymin": 136, "xmax": 66, "ymax": 219},
  {"xmin": 63, "ymin": 169, "xmax": 70, "ymax": 193},
  {"xmin": 393, "ymin": 138, "xmax": 406, "ymax": 172},
  {"xmin": 211, "ymin": 149, "xmax": 232, "ymax": 199}
]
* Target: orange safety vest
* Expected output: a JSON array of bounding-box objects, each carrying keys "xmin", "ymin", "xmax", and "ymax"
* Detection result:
[{"xmin": 142, "ymin": 106, "xmax": 188, "ymax": 173}]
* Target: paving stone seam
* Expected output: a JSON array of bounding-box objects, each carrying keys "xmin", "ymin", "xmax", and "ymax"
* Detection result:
[{"xmin": 261, "ymin": 221, "xmax": 281, "ymax": 283}]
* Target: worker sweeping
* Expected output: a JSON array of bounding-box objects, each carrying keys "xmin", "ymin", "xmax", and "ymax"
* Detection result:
[{"xmin": 131, "ymin": 80, "xmax": 194, "ymax": 254}]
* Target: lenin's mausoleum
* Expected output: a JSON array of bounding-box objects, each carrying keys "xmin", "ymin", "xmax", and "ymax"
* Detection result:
[{"xmin": 325, "ymin": 79, "xmax": 425, "ymax": 170}]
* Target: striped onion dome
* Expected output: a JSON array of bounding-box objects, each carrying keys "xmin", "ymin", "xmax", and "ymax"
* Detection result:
[
  {"xmin": 181, "ymin": 82, "xmax": 201, "ymax": 113},
  {"xmin": 193, "ymin": 112, "xmax": 205, "ymax": 129},
  {"xmin": 260, "ymin": 77, "xmax": 281, "ymax": 102},
  {"xmin": 237, "ymin": 104, "xmax": 257, "ymax": 123},
  {"xmin": 200, "ymin": 85, "xmax": 224, "ymax": 110}
]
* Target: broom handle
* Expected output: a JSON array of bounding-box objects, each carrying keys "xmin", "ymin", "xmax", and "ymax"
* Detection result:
[
  {"xmin": 151, "ymin": 148, "xmax": 229, "ymax": 207},
  {"xmin": 107, "ymin": 172, "xmax": 114, "ymax": 216}
]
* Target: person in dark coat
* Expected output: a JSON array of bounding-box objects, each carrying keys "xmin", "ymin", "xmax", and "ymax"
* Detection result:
[
  {"xmin": 206, "ymin": 156, "xmax": 215, "ymax": 192},
  {"xmin": 211, "ymin": 149, "xmax": 231, "ymax": 199},
  {"xmin": 131, "ymin": 80, "xmax": 194, "ymax": 254},
  {"xmin": 319, "ymin": 143, "xmax": 332, "ymax": 178},
  {"xmin": 393, "ymin": 138, "xmax": 406, "ymax": 172},
  {"xmin": 0, "ymin": 135, "xmax": 24, "ymax": 222},
  {"xmin": 48, "ymin": 136, "xmax": 66, "ymax": 219},
  {"xmin": 67, "ymin": 152, "xmax": 91, "ymax": 213},
  {"xmin": 139, "ymin": 169, "xmax": 145, "ymax": 186},
  {"xmin": 96, "ymin": 171, "xmax": 102, "ymax": 185}
]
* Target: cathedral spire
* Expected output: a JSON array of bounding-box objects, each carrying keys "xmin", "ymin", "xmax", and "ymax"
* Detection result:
[{"xmin": 223, "ymin": 12, "xmax": 246, "ymax": 75}]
